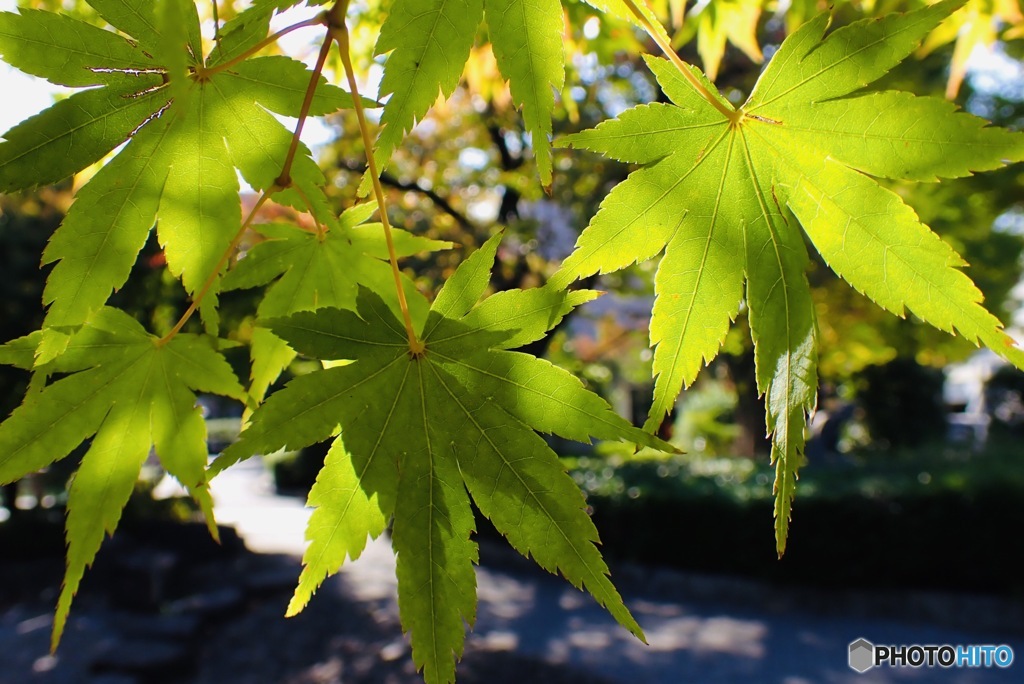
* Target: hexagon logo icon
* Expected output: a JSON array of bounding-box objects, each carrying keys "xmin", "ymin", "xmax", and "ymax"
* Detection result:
[{"xmin": 849, "ymin": 638, "xmax": 875, "ymax": 673}]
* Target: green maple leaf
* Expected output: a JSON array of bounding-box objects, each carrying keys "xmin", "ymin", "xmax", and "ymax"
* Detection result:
[
  {"xmin": 370, "ymin": 0, "xmax": 665, "ymax": 189},
  {"xmin": 674, "ymin": 0, "xmax": 764, "ymax": 82},
  {"xmin": 364, "ymin": 0, "xmax": 684, "ymax": 192},
  {"xmin": 372, "ymin": 0, "xmax": 569, "ymax": 189},
  {"xmin": 0, "ymin": 0, "xmax": 357, "ymax": 345},
  {"xmin": 550, "ymin": 0, "xmax": 1024, "ymax": 554},
  {"xmin": 918, "ymin": 0, "xmax": 1024, "ymax": 98},
  {"xmin": 221, "ymin": 204, "xmax": 453, "ymax": 402},
  {"xmin": 0, "ymin": 308, "xmax": 246, "ymax": 649},
  {"xmin": 216, "ymin": 234, "xmax": 670, "ymax": 684},
  {"xmin": 210, "ymin": 0, "xmax": 331, "ymax": 66}
]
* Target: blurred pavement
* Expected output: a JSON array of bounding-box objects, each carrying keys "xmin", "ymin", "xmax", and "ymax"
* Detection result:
[{"xmin": 208, "ymin": 458, "xmax": 1024, "ymax": 684}]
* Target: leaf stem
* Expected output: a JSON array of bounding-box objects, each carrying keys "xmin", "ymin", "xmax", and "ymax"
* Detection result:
[
  {"xmin": 330, "ymin": 13, "xmax": 425, "ymax": 355},
  {"xmin": 618, "ymin": 0, "xmax": 738, "ymax": 121},
  {"xmin": 291, "ymin": 183, "xmax": 326, "ymax": 236},
  {"xmin": 277, "ymin": 32, "xmax": 334, "ymax": 189},
  {"xmin": 160, "ymin": 20, "xmax": 340, "ymax": 347},
  {"xmin": 203, "ymin": 14, "xmax": 327, "ymax": 78},
  {"xmin": 158, "ymin": 191, "xmax": 273, "ymax": 346}
]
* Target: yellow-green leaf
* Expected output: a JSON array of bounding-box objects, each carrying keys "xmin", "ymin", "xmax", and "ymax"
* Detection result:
[{"xmin": 554, "ymin": 0, "xmax": 1024, "ymax": 554}]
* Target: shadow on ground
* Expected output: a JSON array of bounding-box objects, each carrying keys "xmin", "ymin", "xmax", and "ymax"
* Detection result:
[
  {"xmin": 3, "ymin": 458, "xmax": 1023, "ymax": 684},
  {"xmin": 0, "ymin": 520, "xmax": 616, "ymax": 684}
]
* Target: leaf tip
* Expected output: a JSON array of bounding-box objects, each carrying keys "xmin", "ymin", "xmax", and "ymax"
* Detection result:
[
  {"xmin": 775, "ymin": 523, "xmax": 789, "ymax": 559},
  {"xmin": 51, "ymin": 582, "xmax": 75, "ymax": 653},
  {"xmin": 284, "ymin": 595, "xmax": 306, "ymax": 618}
]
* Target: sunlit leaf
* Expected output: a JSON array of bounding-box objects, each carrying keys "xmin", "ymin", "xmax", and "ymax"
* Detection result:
[
  {"xmin": 554, "ymin": 0, "xmax": 1024, "ymax": 553},
  {"xmin": 219, "ymin": 235, "xmax": 667, "ymax": 683}
]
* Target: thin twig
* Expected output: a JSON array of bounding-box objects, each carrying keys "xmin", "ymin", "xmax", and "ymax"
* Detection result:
[
  {"xmin": 330, "ymin": 9, "xmax": 424, "ymax": 355},
  {"xmin": 158, "ymin": 192, "xmax": 273, "ymax": 345},
  {"xmin": 161, "ymin": 17, "xmax": 339, "ymax": 344},
  {"xmin": 337, "ymin": 159, "xmax": 476, "ymax": 232},
  {"xmin": 202, "ymin": 14, "xmax": 326, "ymax": 78},
  {"xmin": 277, "ymin": 33, "xmax": 334, "ymax": 187},
  {"xmin": 619, "ymin": 0, "xmax": 738, "ymax": 121}
]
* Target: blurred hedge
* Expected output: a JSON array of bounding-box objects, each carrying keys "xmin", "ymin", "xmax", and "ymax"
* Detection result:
[{"xmin": 567, "ymin": 443, "xmax": 1024, "ymax": 595}]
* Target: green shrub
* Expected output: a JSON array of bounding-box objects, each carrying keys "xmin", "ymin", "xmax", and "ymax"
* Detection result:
[
  {"xmin": 856, "ymin": 358, "xmax": 947, "ymax": 448},
  {"xmin": 569, "ymin": 444, "xmax": 1024, "ymax": 594}
]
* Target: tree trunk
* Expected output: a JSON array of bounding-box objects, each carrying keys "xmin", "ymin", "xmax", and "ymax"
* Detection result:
[{"xmin": 721, "ymin": 351, "xmax": 772, "ymax": 457}]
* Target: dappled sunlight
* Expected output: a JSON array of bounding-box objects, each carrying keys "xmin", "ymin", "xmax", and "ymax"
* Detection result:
[
  {"xmin": 3, "ymin": 446, "xmax": 1015, "ymax": 684},
  {"xmin": 641, "ymin": 615, "xmax": 767, "ymax": 656},
  {"xmin": 477, "ymin": 569, "xmax": 537, "ymax": 620},
  {"xmin": 629, "ymin": 598, "xmax": 684, "ymax": 618},
  {"xmin": 472, "ymin": 630, "xmax": 519, "ymax": 652},
  {"xmin": 209, "ymin": 457, "xmax": 312, "ymax": 556},
  {"xmin": 335, "ymin": 535, "xmax": 398, "ymax": 605},
  {"xmin": 565, "ymin": 626, "xmax": 612, "ymax": 650},
  {"xmin": 469, "ymin": 559, "xmax": 777, "ymax": 681},
  {"xmin": 196, "ymin": 449, "xmax": 1024, "ymax": 683},
  {"xmin": 529, "ymin": 588, "xmax": 775, "ymax": 682}
]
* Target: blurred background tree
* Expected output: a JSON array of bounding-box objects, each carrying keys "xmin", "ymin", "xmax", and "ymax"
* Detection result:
[
  {"xmin": 0, "ymin": 1, "xmax": 1021, "ymax": 612},
  {"xmin": 2, "ymin": 0, "xmax": 1023, "ymax": 478}
]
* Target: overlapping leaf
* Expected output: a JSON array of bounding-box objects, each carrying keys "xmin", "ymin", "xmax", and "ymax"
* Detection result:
[
  {"xmin": 221, "ymin": 204, "xmax": 452, "ymax": 401},
  {"xmin": 209, "ymin": 0, "xmax": 331, "ymax": 66},
  {"xmin": 552, "ymin": 0, "xmax": 1024, "ymax": 553},
  {"xmin": 0, "ymin": 308, "xmax": 245, "ymax": 649},
  {"xmin": 370, "ymin": 0, "xmax": 665, "ymax": 189},
  {"xmin": 919, "ymin": 0, "xmax": 1024, "ymax": 98},
  {"xmin": 674, "ymin": 0, "xmax": 764, "ymax": 81},
  {"xmin": 217, "ymin": 234, "xmax": 669, "ymax": 684},
  {"xmin": 0, "ymin": 1, "xmax": 355, "ymax": 344}
]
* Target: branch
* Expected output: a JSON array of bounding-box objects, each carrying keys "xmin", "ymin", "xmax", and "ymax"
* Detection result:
[
  {"xmin": 161, "ymin": 25, "xmax": 336, "ymax": 344},
  {"xmin": 486, "ymin": 122, "xmax": 524, "ymax": 172},
  {"xmin": 619, "ymin": 0, "xmax": 738, "ymax": 121},
  {"xmin": 331, "ymin": 11, "xmax": 424, "ymax": 355},
  {"xmin": 337, "ymin": 160, "xmax": 476, "ymax": 232},
  {"xmin": 202, "ymin": 14, "xmax": 326, "ymax": 78}
]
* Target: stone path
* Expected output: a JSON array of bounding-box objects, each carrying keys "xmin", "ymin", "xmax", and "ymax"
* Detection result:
[
  {"xmin": 1, "ymin": 458, "xmax": 1022, "ymax": 683},
  {"xmin": 206, "ymin": 458, "xmax": 1024, "ymax": 684}
]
